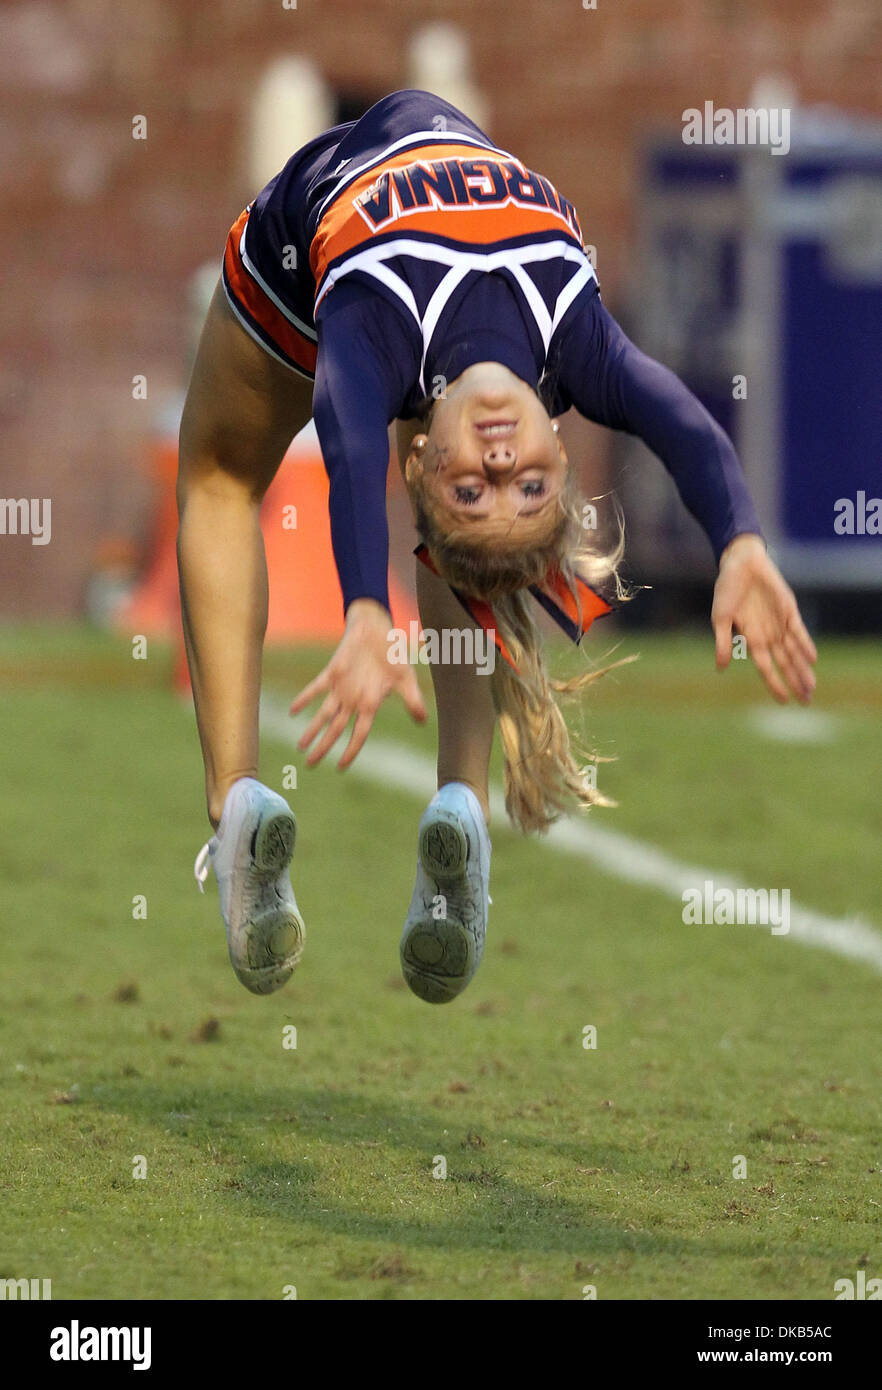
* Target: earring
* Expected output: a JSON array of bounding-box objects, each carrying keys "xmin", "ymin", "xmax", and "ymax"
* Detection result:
[{"xmin": 551, "ymin": 421, "xmax": 560, "ymax": 435}]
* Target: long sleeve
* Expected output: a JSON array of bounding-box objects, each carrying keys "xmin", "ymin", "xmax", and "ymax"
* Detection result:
[
  {"xmin": 552, "ymin": 291, "xmax": 763, "ymax": 561},
  {"xmin": 312, "ymin": 281, "xmax": 420, "ymax": 613}
]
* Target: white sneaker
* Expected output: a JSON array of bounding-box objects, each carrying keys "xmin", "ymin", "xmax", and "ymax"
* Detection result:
[
  {"xmin": 400, "ymin": 782, "xmax": 491, "ymax": 1004},
  {"xmin": 194, "ymin": 778, "xmax": 305, "ymax": 995}
]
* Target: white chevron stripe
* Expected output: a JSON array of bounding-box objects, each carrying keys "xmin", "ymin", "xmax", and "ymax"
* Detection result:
[
  {"xmin": 314, "ymin": 236, "xmax": 597, "ymax": 371},
  {"xmin": 418, "ymin": 265, "xmax": 471, "ymax": 394}
]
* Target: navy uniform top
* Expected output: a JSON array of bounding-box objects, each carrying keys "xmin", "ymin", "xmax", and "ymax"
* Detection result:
[{"xmin": 222, "ymin": 90, "xmax": 762, "ymax": 612}]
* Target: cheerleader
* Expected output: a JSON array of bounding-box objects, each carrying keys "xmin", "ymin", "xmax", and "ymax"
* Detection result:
[{"xmin": 180, "ymin": 90, "xmax": 816, "ymax": 1002}]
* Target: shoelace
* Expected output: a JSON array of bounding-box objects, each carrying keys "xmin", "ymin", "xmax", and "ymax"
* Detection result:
[{"xmin": 193, "ymin": 841, "xmax": 213, "ymax": 894}]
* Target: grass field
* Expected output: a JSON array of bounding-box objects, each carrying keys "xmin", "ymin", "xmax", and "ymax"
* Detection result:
[{"xmin": 0, "ymin": 622, "xmax": 879, "ymax": 1301}]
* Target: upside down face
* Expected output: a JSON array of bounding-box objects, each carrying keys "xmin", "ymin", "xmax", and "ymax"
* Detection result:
[{"xmin": 406, "ymin": 361, "xmax": 568, "ymax": 548}]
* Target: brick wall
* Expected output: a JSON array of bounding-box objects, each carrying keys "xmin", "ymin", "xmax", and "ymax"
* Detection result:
[{"xmin": 1, "ymin": 0, "xmax": 880, "ymax": 614}]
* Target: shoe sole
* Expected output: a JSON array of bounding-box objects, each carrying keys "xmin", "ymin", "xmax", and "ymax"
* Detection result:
[
  {"xmin": 401, "ymin": 810, "xmax": 481, "ymax": 1005},
  {"xmin": 253, "ymin": 806, "xmax": 296, "ymax": 874},
  {"xmin": 419, "ymin": 813, "xmax": 468, "ymax": 881},
  {"xmin": 234, "ymin": 807, "xmax": 305, "ymax": 996}
]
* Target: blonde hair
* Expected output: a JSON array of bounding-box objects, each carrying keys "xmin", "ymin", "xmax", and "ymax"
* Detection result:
[{"xmin": 410, "ymin": 463, "xmax": 633, "ymax": 834}]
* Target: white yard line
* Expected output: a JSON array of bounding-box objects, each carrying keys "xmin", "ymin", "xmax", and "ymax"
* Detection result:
[
  {"xmin": 746, "ymin": 706, "xmax": 839, "ymax": 744},
  {"xmin": 260, "ymin": 696, "xmax": 882, "ymax": 975}
]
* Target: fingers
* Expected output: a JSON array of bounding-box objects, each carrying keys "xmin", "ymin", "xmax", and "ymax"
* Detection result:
[
  {"xmin": 712, "ymin": 546, "xmax": 818, "ymax": 703},
  {"xmin": 751, "ymin": 644, "xmax": 790, "ymax": 704},
  {"xmin": 297, "ymin": 692, "xmax": 380, "ymax": 769},
  {"xmin": 297, "ymin": 691, "xmax": 339, "ymax": 752},
  {"xmin": 337, "ymin": 709, "xmax": 375, "ymax": 770},
  {"xmin": 770, "ymin": 639, "xmax": 810, "ymax": 704},
  {"xmin": 713, "ymin": 614, "xmax": 734, "ymax": 670},
  {"xmin": 290, "ymin": 652, "xmax": 428, "ymax": 773},
  {"xmin": 400, "ymin": 668, "xmax": 428, "ymax": 723},
  {"xmin": 290, "ymin": 668, "xmax": 330, "ymax": 715},
  {"xmin": 782, "ymin": 626, "xmax": 817, "ymax": 702},
  {"xmin": 745, "ymin": 605, "xmax": 816, "ymax": 704},
  {"xmin": 305, "ymin": 704, "xmax": 353, "ymax": 767},
  {"xmin": 789, "ymin": 608, "xmax": 818, "ymax": 666},
  {"xmin": 727, "ymin": 626, "xmax": 816, "ymax": 704}
]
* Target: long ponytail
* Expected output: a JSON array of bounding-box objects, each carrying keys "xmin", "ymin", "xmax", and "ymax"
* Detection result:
[{"xmin": 412, "ymin": 471, "xmax": 634, "ymax": 834}]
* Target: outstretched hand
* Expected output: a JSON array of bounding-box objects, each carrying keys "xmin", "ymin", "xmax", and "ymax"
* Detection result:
[
  {"xmin": 712, "ymin": 534, "xmax": 817, "ymax": 704},
  {"xmin": 290, "ymin": 599, "xmax": 427, "ymax": 768}
]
